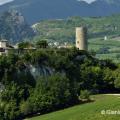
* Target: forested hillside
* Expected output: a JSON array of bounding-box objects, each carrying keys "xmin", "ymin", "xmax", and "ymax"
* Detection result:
[{"xmin": 0, "ymin": 48, "xmax": 120, "ymax": 120}]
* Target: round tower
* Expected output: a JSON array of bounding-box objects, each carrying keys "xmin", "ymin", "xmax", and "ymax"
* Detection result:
[{"xmin": 76, "ymin": 27, "xmax": 88, "ymax": 51}]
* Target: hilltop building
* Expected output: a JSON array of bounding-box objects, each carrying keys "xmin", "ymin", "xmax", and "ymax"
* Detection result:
[
  {"xmin": 104, "ymin": 36, "xmax": 108, "ymax": 41},
  {"xmin": 76, "ymin": 27, "xmax": 88, "ymax": 51},
  {"xmin": 0, "ymin": 40, "xmax": 37, "ymax": 55},
  {"xmin": 0, "ymin": 39, "xmax": 13, "ymax": 55}
]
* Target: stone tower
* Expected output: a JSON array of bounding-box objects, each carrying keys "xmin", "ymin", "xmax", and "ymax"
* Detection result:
[{"xmin": 76, "ymin": 27, "xmax": 88, "ymax": 51}]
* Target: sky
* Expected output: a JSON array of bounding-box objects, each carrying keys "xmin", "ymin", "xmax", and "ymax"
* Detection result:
[{"xmin": 0, "ymin": 0, "xmax": 96, "ymax": 6}]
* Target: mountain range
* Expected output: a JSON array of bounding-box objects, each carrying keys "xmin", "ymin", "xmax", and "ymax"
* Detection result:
[{"xmin": 0, "ymin": 0, "xmax": 120, "ymax": 24}]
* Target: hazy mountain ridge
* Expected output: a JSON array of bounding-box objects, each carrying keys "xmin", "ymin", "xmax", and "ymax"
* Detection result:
[{"xmin": 0, "ymin": 0, "xmax": 120, "ymax": 24}]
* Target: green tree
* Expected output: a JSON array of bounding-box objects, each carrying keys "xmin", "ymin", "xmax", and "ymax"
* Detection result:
[
  {"xmin": 36, "ymin": 40, "xmax": 48, "ymax": 48},
  {"xmin": 18, "ymin": 42, "xmax": 33, "ymax": 49}
]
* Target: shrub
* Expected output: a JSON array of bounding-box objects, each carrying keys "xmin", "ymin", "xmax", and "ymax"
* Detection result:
[
  {"xmin": 20, "ymin": 101, "xmax": 33, "ymax": 116},
  {"xmin": 80, "ymin": 90, "xmax": 91, "ymax": 101}
]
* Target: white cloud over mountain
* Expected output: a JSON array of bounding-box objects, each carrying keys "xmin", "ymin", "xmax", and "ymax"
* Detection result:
[
  {"xmin": 80, "ymin": 0, "xmax": 96, "ymax": 3},
  {"xmin": 86, "ymin": 0, "xmax": 96, "ymax": 3},
  {"xmin": 0, "ymin": 0, "xmax": 96, "ymax": 6},
  {"xmin": 0, "ymin": 0, "xmax": 14, "ymax": 6}
]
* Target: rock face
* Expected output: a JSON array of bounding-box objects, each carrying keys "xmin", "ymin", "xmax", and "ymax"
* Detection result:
[
  {"xmin": 0, "ymin": 10, "xmax": 35, "ymax": 44},
  {"xmin": 29, "ymin": 65, "xmax": 53, "ymax": 79},
  {"xmin": 13, "ymin": 64, "xmax": 53, "ymax": 83}
]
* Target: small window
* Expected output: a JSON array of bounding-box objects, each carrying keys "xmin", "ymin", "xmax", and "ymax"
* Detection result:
[
  {"xmin": 77, "ymin": 41, "xmax": 79, "ymax": 44},
  {"xmin": 0, "ymin": 48, "xmax": 5, "ymax": 52}
]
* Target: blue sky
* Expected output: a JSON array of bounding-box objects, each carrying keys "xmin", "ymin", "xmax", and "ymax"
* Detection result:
[{"xmin": 0, "ymin": 0, "xmax": 96, "ymax": 6}]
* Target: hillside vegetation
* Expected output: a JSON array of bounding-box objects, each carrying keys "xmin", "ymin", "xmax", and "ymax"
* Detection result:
[
  {"xmin": 0, "ymin": 47, "xmax": 120, "ymax": 120},
  {"xmin": 33, "ymin": 15, "xmax": 120, "ymax": 43}
]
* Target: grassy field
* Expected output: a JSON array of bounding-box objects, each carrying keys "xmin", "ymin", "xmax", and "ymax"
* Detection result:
[{"xmin": 28, "ymin": 94, "xmax": 120, "ymax": 120}]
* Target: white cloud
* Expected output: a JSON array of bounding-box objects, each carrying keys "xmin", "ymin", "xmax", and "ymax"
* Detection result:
[
  {"xmin": 78, "ymin": 0, "xmax": 96, "ymax": 3},
  {"xmin": 0, "ymin": 0, "xmax": 97, "ymax": 6},
  {"xmin": 0, "ymin": 0, "xmax": 14, "ymax": 6}
]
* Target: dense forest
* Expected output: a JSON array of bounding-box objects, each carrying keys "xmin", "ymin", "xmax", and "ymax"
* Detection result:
[{"xmin": 0, "ymin": 45, "xmax": 120, "ymax": 120}]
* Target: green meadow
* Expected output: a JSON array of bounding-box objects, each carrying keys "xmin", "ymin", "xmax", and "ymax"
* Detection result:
[{"xmin": 29, "ymin": 94, "xmax": 120, "ymax": 120}]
